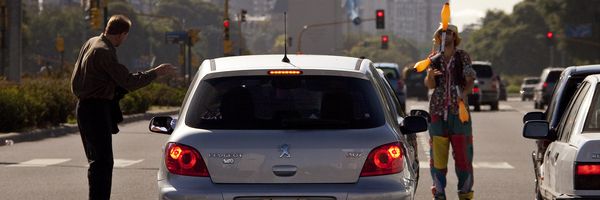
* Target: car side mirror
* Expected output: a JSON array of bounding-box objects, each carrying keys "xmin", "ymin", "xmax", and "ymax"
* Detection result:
[
  {"xmin": 410, "ymin": 109, "xmax": 430, "ymax": 123},
  {"xmin": 523, "ymin": 120, "xmax": 550, "ymax": 139},
  {"xmin": 402, "ymin": 116, "xmax": 428, "ymax": 134},
  {"xmin": 523, "ymin": 112, "xmax": 545, "ymax": 123},
  {"xmin": 149, "ymin": 116, "xmax": 176, "ymax": 135}
]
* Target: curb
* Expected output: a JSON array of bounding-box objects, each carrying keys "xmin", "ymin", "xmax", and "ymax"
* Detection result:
[{"xmin": 0, "ymin": 109, "xmax": 179, "ymax": 147}]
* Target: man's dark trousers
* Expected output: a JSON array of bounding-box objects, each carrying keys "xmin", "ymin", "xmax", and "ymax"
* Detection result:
[{"xmin": 77, "ymin": 99, "xmax": 115, "ymax": 200}]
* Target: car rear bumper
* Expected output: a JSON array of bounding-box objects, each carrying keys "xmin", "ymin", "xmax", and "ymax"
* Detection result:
[{"xmin": 158, "ymin": 174, "xmax": 415, "ymax": 200}]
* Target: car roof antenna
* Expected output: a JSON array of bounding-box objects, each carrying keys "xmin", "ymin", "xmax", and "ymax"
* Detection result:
[{"xmin": 282, "ymin": 12, "xmax": 290, "ymax": 63}]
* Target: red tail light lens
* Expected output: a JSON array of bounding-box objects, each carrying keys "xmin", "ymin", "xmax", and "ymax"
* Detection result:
[
  {"xmin": 575, "ymin": 163, "xmax": 600, "ymax": 190},
  {"xmin": 165, "ymin": 142, "xmax": 209, "ymax": 177},
  {"xmin": 577, "ymin": 164, "xmax": 600, "ymax": 175},
  {"xmin": 472, "ymin": 86, "xmax": 480, "ymax": 94},
  {"xmin": 360, "ymin": 142, "xmax": 404, "ymax": 177},
  {"xmin": 543, "ymin": 82, "xmax": 548, "ymax": 88}
]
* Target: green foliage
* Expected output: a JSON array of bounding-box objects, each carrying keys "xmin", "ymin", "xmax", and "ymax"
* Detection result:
[
  {"xmin": 462, "ymin": 0, "xmax": 600, "ymax": 75},
  {"xmin": 119, "ymin": 90, "xmax": 151, "ymax": 115},
  {"xmin": 0, "ymin": 79, "xmax": 76, "ymax": 132},
  {"xmin": 344, "ymin": 34, "xmax": 419, "ymax": 67}
]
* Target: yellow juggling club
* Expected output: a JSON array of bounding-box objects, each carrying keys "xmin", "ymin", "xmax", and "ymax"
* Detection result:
[{"xmin": 414, "ymin": 2, "xmax": 451, "ymax": 73}]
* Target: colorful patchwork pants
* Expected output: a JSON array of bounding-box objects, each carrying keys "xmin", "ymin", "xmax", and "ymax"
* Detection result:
[{"xmin": 429, "ymin": 113, "xmax": 474, "ymax": 198}]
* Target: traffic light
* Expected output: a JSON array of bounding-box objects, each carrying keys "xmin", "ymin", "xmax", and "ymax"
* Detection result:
[
  {"xmin": 223, "ymin": 18, "xmax": 230, "ymax": 40},
  {"xmin": 188, "ymin": 29, "xmax": 199, "ymax": 45},
  {"xmin": 546, "ymin": 31, "xmax": 555, "ymax": 46},
  {"xmin": 89, "ymin": 7, "xmax": 101, "ymax": 30},
  {"xmin": 241, "ymin": 9, "xmax": 247, "ymax": 22},
  {"xmin": 376, "ymin": 9, "xmax": 385, "ymax": 29},
  {"xmin": 381, "ymin": 35, "xmax": 389, "ymax": 49}
]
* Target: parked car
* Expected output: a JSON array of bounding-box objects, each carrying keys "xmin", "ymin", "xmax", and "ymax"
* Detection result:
[
  {"xmin": 149, "ymin": 55, "xmax": 428, "ymax": 200},
  {"xmin": 468, "ymin": 61, "xmax": 500, "ymax": 111},
  {"xmin": 522, "ymin": 65, "xmax": 600, "ymax": 200},
  {"xmin": 374, "ymin": 62, "xmax": 406, "ymax": 111},
  {"xmin": 520, "ymin": 77, "xmax": 540, "ymax": 101},
  {"xmin": 523, "ymin": 73, "xmax": 600, "ymax": 200},
  {"xmin": 403, "ymin": 66, "xmax": 428, "ymax": 101},
  {"xmin": 534, "ymin": 68, "xmax": 564, "ymax": 109}
]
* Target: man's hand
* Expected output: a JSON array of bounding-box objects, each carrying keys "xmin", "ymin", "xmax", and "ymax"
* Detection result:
[{"xmin": 153, "ymin": 63, "xmax": 176, "ymax": 76}]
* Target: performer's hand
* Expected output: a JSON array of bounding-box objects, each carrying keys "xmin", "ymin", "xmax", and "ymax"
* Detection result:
[{"xmin": 427, "ymin": 68, "xmax": 443, "ymax": 78}]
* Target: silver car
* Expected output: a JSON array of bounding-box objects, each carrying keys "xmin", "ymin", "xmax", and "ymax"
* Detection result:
[{"xmin": 149, "ymin": 55, "xmax": 428, "ymax": 200}]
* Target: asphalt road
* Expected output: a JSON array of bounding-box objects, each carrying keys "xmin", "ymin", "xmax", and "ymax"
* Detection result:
[{"xmin": 0, "ymin": 97, "xmax": 540, "ymax": 200}]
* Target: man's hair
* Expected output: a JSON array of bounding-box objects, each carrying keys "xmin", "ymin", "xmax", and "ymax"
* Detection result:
[{"xmin": 105, "ymin": 15, "xmax": 131, "ymax": 35}]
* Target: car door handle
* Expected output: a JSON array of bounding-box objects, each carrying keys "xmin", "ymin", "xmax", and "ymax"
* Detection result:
[{"xmin": 553, "ymin": 152, "xmax": 559, "ymax": 164}]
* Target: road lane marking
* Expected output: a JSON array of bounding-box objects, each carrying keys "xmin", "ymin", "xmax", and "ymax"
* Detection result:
[{"xmin": 7, "ymin": 159, "xmax": 71, "ymax": 167}]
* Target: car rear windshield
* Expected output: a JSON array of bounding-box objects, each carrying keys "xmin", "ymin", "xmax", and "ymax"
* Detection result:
[
  {"xmin": 472, "ymin": 64, "xmax": 493, "ymax": 78},
  {"xmin": 377, "ymin": 68, "xmax": 399, "ymax": 79},
  {"xmin": 185, "ymin": 75, "xmax": 385, "ymax": 129},
  {"xmin": 525, "ymin": 79, "xmax": 540, "ymax": 84},
  {"xmin": 584, "ymin": 83, "xmax": 600, "ymax": 132},
  {"xmin": 546, "ymin": 71, "xmax": 562, "ymax": 83}
]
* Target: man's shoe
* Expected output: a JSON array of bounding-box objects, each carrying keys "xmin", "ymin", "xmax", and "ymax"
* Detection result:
[
  {"xmin": 458, "ymin": 191, "xmax": 474, "ymax": 200},
  {"xmin": 432, "ymin": 187, "xmax": 446, "ymax": 200}
]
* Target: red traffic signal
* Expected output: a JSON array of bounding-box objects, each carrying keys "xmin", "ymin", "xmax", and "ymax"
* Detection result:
[
  {"xmin": 546, "ymin": 31, "xmax": 554, "ymax": 39},
  {"xmin": 376, "ymin": 9, "xmax": 385, "ymax": 29},
  {"xmin": 223, "ymin": 19, "xmax": 230, "ymax": 28},
  {"xmin": 381, "ymin": 35, "xmax": 389, "ymax": 49}
]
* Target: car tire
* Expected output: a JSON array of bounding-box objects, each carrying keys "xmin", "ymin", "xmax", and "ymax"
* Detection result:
[
  {"xmin": 522, "ymin": 96, "xmax": 526, "ymax": 101},
  {"xmin": 491, "ymin": 101, "xmax": 499, "ymax": 111},
  {"xmin": 534, "ymin": 101, "xmax": 539, "ymax": 109},
  {"xmin": 474, "ymin": 103, "xmax": 481, "ymax": 112}
]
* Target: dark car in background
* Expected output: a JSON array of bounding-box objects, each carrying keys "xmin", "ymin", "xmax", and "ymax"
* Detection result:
[
  {"xmin": 374, "ymin": 62, "xmax": 406, "ymax": 109},
  {"xmin": 522, "ymin": 65, "xmax": 600, "ymax": 199},
  {"xmin": 402, "ymin": 66, "xmax": 428, "ymax": 101},
  {"xmin": 520, "ymin": 77, "xmax": 540, "ymax": 101},
  {"xmin": 534, "ymin": 68, "xmax": 564, "ymax": 109},
  {"xmin": 468, "ymin": 61, "xmax": 500, "ymax": 111}
]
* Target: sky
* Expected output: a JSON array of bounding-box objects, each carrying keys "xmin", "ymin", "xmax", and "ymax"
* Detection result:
[{"xmin": 451, "ymin": 0, "xmax": 523, "ymax": 30}]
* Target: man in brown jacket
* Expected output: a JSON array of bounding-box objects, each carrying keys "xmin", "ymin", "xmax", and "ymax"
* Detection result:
[{"xmin": 70, "ymin": 15, "xmax": 174, "ymax": 200}]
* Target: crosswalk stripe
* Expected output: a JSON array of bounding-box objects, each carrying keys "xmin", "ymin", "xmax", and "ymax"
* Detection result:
[
  {"xmin": 113, "ymin": 159, "xmax": 144, "ymax": 168},
  {"xmin": 419, "ymin": 161, "xmax": 514, "ymax": 169},
  {"xmin": 7, "ymin": 159, "xmax": 71, "ymax": 167}
]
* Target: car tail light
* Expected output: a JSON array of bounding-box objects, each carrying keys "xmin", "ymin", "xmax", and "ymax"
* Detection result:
[
  {"xmin": 543, "ymin": 82, "xmax": 548, "ymax": 88},
  {"xmin": 360, "ymin": 142, "xmax": 403, "ymax": 177},
  {"xmin": 268, "ymin": 70, "xmax": 302, "ymax": 75},
  {"xmin": 472, "ymin": 86, "xmax": 480, "ymax": 94},
  {"xmin": 574, "ymin": 163, "xmax": 600, "ymax": 190},
  {"xmin": 165, "ymin": 142, "xmax": 209, "ymax": 177}
]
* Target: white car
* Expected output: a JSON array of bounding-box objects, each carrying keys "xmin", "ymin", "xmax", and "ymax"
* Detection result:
[
  {"xmin": 149, "ymin": 54, "xmax": 428, "ymax": 200},
  {"xmin": 524, "ymin": 74, "xmax": 600, "ymax": 199}
]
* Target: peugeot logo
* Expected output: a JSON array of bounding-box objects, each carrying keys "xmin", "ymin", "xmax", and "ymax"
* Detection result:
[{"xmin": 280, "ymin": 144, "xmax": 291, "ymax": 158}]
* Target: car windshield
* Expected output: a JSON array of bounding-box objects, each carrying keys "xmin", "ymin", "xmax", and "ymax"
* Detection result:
[
  {"xmin": 473, "ymin": 64, "xmax": 493, "ymax": 78},
  {"xmin": 185, "ymin": 75, "xmax": 385, "ymax": 129}
]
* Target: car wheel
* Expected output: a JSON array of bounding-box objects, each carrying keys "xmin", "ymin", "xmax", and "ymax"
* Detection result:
[
  {"xmin": 534, "ymin": 101, "xmax": 539, "ymax": 109},
  {"xmin": 474, "ymin": 104, "xmax": 481, "ymax": 112},
  {"xmin": 491, "ymin": 101, "xmax": 499, "ymax": 111},
  {"xmin": 522, "ymin": 96, "xmax": 526, "ymax": 101}
]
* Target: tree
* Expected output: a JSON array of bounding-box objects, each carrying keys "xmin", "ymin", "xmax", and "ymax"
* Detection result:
[{"xmin": 344, "ymin": 34, "xmax": 419, "ymax": 67}]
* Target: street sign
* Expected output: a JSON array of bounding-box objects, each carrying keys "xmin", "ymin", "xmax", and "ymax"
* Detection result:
[{"xmin": 165, "ymin": 31, "xmax": 188, "ymax": 44}]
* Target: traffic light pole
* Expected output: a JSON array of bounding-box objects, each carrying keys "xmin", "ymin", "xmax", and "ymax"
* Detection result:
[
  {"xmin": 296, "ymin": 18, "xmax": 375, "ymax": 54},
  {"xmin": 6, "ymin": 0, "xmax": 21, "ymax": 82}
]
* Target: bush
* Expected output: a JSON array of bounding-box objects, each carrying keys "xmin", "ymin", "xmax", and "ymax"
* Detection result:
[
  {"xmin": 0, "ymin": 86, "xmax": 36, "ymax": 132},
  {"xmin": 0, "ymin": 78, "xmax": 184, "ymax": 132}
]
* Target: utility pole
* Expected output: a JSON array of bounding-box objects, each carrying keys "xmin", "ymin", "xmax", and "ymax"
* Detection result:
[
  {"xmin": 0, "ymin": 0, "xmax": 6, "ymax": 77},
  {"xmin": 7, "ymin": 0, "xmax": 21, "ymax": 82}
]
